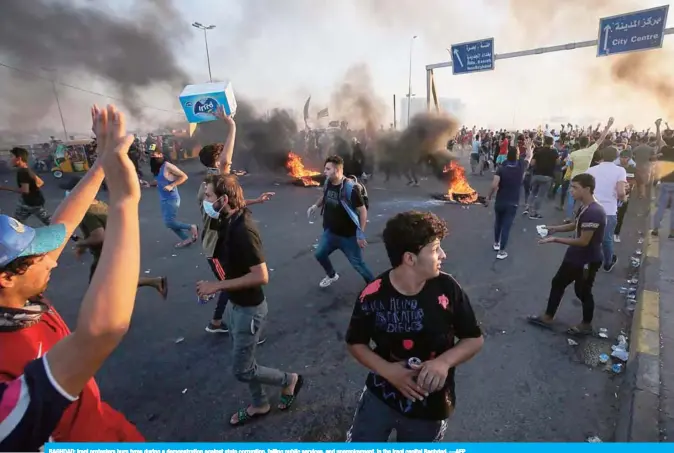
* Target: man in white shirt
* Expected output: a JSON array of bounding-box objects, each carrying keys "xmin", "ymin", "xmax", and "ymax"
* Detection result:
[{"xmin": 586, "ymin": 146, "xmax": 627, "ymax": 272}]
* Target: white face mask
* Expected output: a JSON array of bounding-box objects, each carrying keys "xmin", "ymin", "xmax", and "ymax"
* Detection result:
[{"xmin": 202, "ymin": 200, "xmax": 221, "ymax": 219}]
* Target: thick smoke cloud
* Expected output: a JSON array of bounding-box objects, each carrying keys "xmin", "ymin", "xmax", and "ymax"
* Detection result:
[{"xmin": 0, "ymin": 0, "xmax": 189, "ymax": 119}]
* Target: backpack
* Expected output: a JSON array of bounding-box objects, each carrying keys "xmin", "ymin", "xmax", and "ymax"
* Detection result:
[{"xmin": 321, "ymin": 176, "xmax": 368, "ymax": 240}]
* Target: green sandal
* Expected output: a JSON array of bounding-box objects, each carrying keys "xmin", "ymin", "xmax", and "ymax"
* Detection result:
[
  {"xmin": 229, "ymin": 407, "xmax": 270, "ymax": 427},
  {"xmin": 278, "ymin": 375, "xmax": 304, "ymax": 411}
]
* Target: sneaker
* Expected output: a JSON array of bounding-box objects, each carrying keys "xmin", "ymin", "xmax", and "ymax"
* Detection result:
[
  {"xmin": 529, "ymin": 214, "xmax": 543, "ymax": 220},
  {"xmin": 604, "ymin": 255, "xmax": 618, "ymax": 273},
  {"xmin": 496, "ymin": 250, "xmax": 508, "ymax": 260},
  {"xmin": 493, "ymin": 243, "xmax": 500, "ymax": 251},
  {"xmin": 522, "ymin": 208, "xmax": 529, "ymax": 216},
  {"xmin": 652, "ymin": 229, "xmax": 659, "ymax": 237},
  {"xmin": 319, "ymin": 274, "xmax": 340, "ymax": 288},
  {"xmin": 205, "ymin": 322, "xmax": 229, "ymax": 334},
  {"xmin": 614, "ymin": 234, "xmax": 621, "ymax": 243}
]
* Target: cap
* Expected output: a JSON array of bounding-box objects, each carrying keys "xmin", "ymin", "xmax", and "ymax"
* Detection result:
[{"xmin": 0, "ymin": 215, "xmax": 66, "ymax": 267}]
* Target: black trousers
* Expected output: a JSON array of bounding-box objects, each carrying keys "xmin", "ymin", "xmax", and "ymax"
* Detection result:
[
  {"xmin": 207, "ymin": 257, "xmax": 229, "ymax": 321},
  {"xmin": 545, "ymin": 261, "xmax": 601, "ymax": 324},
  {"xmin": 615, "ymin": 201, "xmax": 629, "ymax": 235}
]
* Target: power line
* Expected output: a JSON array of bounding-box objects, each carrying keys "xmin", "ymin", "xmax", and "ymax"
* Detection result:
[{"xmin": 0, "ymin": 61, "xmax": 184, "ymax": 116}]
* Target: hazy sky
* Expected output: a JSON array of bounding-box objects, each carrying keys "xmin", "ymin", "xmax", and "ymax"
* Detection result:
[{"xmin": 1, "ymin": 0, "xmax": 672, "ymax": 139}]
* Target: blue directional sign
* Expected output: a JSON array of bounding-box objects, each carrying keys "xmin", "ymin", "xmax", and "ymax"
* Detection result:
[
  {"xmin": 597, "ymin": 5, "xmax": 669, "ymax": 57},
  {"xmin": 450, "ymin": 38, "xmax": 494, "ymax": 75}
]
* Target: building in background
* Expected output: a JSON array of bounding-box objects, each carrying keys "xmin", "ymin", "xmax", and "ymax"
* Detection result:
[{"xmin": 398, "ymin": 96, "xmax": 466, "ymax": 129}]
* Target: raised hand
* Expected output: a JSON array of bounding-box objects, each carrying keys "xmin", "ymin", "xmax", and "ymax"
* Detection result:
[
  {"xmin": 95, "ymin": 105, "xmax": 139, "ymax": 204},
  {"xmin": 214, "ymin": 105, "xmax": 235, "ymax": 126}
]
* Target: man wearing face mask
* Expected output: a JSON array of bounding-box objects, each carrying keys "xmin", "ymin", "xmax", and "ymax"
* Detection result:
[
  {"xmin": 197, "ymin": 109, "xmax": 274, "ymax": 334},
  {"xmin": 195, "ymin": 174, "xmax": 303, "ymax": 427},
  {"xmin": 59, "ymin": 177, "xmax": 168, "ymax": 296}
]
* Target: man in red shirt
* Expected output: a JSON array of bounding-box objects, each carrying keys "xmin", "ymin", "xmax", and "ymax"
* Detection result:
[{"xmin": 0, "ymin": 106, "xmax": 144, "ymax": 442}]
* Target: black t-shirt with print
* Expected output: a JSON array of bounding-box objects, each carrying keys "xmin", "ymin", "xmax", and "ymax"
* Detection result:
[
  {"xmin": 16, "ymin": 168, "xmax": 45, "ymax": 207},
  {"xmin": 213, "ymin": 209, "xmax": 266, "ymax": 307},
  {"xmin": 322, "ymin": 180, "xmax": 364, "ymax": 237},
  {"xmin": 345, "ymin": 270, "xmax": 482, "ymax": 421}
]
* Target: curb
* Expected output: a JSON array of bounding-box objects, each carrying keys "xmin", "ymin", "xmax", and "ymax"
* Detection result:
[{"xmin": 616, "ymin": 200, "xmax": 661, "ymax": 442}]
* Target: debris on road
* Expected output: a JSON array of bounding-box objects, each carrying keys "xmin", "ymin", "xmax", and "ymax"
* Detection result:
[
  {"xmin": 567, "ymin": 338, "xmax": 579, "ymax": 346},
  {"xmin": 599, "ymin": 353, "xmax": 609, "ymax": 364},
  {"xmin": 611, "ymin": 363, "xmax": 623, "ymax": 374},
  {"xmin": 587, "ymin": 436, "xmax": 602, "ymax": 443},
  {"xmin": 175, "ymin": 337, "xmax": 184, "ymax": 344},
  {"xmin": 182, "ymin": 388, "xmax": 188, "ymax": 394},
  {"xmin": 598, "ymin": 328, "xmax": 608, "ymax": 339}
]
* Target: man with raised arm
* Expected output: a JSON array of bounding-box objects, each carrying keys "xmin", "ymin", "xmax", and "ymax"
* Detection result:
[{"xmin": 0, "ymin": 105, "xmax": 146, "ymax": 444}]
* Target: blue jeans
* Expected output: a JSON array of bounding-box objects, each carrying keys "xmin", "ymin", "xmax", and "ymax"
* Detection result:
[
  {"xmin": 224, "ymin": 301, "xmax": 290, "ymax": 407},
  {"xmin": 603, "ymin": 214, "xmax": 618, "ymax": 268},
  {"xmin": 160, "ymin": 197, "xmax": 192, "ymax": 240},
  {"xmin": 653, "ymin": 182, "xmax": 674, "ymax": 231},
  {"xmin": 315, "ymin": 230, "xmax": 374, "ymax": 283},
  {"xmin": 565, "ymin": 189, "xmax": 576, "ymax": 220},
  {"xmin": 494, "ymin": 204, "xmax": 517, "ymax": 250},
  {"xmin": 526, "ymin": 175, "xmax": 553, "ymax": 215}
]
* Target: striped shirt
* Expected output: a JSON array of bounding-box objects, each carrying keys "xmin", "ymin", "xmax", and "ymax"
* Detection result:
[{"xmin": 0, "ymin": 354, "xmax": 76, "ymax": 451}]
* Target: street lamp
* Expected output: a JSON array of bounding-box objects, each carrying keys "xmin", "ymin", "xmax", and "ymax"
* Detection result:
[
  {"xmin": 192, "ymin": 22, "xmax": 216, "ymax": 82},
  {"xmin": 407, "ymin": 35, "xmax": 418, "ymax": 127},
  {"xmin": 42, "ymin": 67, "xmax": 68, "ymax": 141}
]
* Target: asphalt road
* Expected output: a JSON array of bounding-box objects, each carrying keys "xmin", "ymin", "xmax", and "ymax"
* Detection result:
[{"xmin": 0, "ymin": 153, "xmax": 647, "ymax": 442}]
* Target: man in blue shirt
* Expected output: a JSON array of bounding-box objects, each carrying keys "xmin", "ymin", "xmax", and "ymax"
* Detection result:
[{"xmin": 487, "ymin": 143, "xmax": 529, "ymax": 260}]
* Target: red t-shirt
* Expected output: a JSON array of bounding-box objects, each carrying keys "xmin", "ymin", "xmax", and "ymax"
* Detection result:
[
  {"xmin": 499, "ymin": 138, "xmax": 509, "ymax": 155},
  {"xmin": 0, "ymin": 303, "xmax": 144, "ymax": 442}
]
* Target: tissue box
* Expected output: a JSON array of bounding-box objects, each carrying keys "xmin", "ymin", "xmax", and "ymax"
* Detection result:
[{"xmin": 179, "ymin": 81, "xmax": 237, "ymax": 124}]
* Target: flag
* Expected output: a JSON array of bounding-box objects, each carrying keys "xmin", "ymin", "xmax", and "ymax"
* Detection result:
[
  {"xmin": 317, "ymin": 108, "xmax": 329, "ymax": 119},
  {"xmin": 303, "ymin": 96, "xmax": 311, "ymax": 128}
]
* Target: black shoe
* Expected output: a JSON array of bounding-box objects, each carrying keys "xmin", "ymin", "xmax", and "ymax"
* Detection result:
[
  {"xmin": 604, "ymin": 255, "xmax": 618, "ymax": 272},
  {"xmin": 529, "ymin": 213, "xmax": 543, "ymax": 220},
  {"xmin": 652, "ymin": 229, "xmax": 659, "ymax": 237},
  {"xmin": 205, "ymin": 322, "xmax": 229, "ymax": 334}
]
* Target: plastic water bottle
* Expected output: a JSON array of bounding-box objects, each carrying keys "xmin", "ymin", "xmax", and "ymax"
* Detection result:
[{"xmin": 197, "ymin": 294, "xmax": 215, "ymax": 305}]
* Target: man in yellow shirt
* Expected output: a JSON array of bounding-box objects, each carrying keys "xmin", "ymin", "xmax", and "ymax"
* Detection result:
[{"xmin": 563, "ymin": 118, "xmax": 614, "ymax": 221}]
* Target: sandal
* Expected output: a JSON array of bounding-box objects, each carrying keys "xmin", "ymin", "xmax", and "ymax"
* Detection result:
[
  {"xmin": 229, "ymin": 406, "xmax": 270, "ymax": 427},
  {"xmin": 159, "ymin": 276, "xmax": 168, "ymax": 300},
  {"xmin": 174, "ymin": 237, "xmax": 196, "ymax": 249},
  {"xmin": 527, "ymin": 315, "xmax": 553, "ymax": 330},
  {"xmin": 567, "ymin": 325, "xmax": 593, "ymax": 336},
  {"xmin": 278, "ymin": 375, "xmax": 304, "ymax": 411}
]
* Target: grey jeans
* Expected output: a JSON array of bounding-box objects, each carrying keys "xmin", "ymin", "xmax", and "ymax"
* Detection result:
[
  {"xmin": 346, "ymin": 388, "xmax": 449, "ymax": 442},
  {"xmin": 526, "ymin": 175, "xmax": 553, "ymax": 214},
  {"xmin": 654, "ymin": 182, "xmax": 674, "ymax": 231},
  {"xmin": 225, "ymin": 300, "xmax": 290, "ymax": 407}
]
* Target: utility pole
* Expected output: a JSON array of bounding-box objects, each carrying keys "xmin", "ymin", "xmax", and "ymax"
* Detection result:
[
  {"xmin": 407, "ymin": 35, "xmax": 418, "ymax": 127},
  {"xmin": 43, "ymin": 68, "xmax": 68, "ymax": 141},
  {"xmin": 192, "ymin": 22, "xmax": 216, "ymax": 82},
  {"xmin": 393, "ymin": 94, "xmax": 397, "ymax": 129}
]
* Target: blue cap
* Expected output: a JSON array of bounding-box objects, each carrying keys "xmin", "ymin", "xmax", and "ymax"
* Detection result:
[{"xmin": 0, "ymin": 215, "xmax": 66, "ymax": 267}]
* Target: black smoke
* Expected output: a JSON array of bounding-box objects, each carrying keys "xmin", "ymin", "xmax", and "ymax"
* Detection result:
[{"xmin": 0, "ymin": 0, "xmax": 189, "ymax": 118}]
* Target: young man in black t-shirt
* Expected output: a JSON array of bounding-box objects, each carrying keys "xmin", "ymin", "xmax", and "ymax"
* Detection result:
[
  {"xmin": 529, "ymin": 173, "xmax": 606, "ymax": 335},
  {"xmin": 7, "ymin": 147, "xmax": 52, "ymax": 225},
  {"xmin": 196, "ymin": 174, "xmax": 303, "ymax": 427},
  {"xmin": 345, "ymin": 211, "xmax": 484, "ymax": 442},
  {"xmin": 524, "ymin": 136, "xmax": 558, "ymax": 220},
  {"xmin": 307, "ymin": 155, "xmax": 374, "ymax": 288}
]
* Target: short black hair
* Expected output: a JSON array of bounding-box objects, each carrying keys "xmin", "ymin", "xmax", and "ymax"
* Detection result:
[
  {"xmin": 601, "ymin": 146, "xmax": 618, "ymax": 162},
  {"xmin": 544, "ymin": 136, "xmax": 554, "ymax": 146},
  {"xmin": 579, "ymin": 136, "xmax": 589, "ymax": 148},
  {"xmin": 383, "ymin": 211, "xmax": 448, "ymax": 267},
  {"xmin": 507, "ymin": 147, "xmax": 518, "ymax": 162},
  {"xmin": 571, "ymin": 173, "xmax": 595, "ymax": 194},
  {"xmin": 324, "ymin": 155, "xmax": 344, "ymax": 168},
  {"xmin": 10, "ymin": 147, "xmax": 28, "ymax": 162},
  {"xmin": 199, "ymin": 143, "xmax": 224, "ymax": 168}
]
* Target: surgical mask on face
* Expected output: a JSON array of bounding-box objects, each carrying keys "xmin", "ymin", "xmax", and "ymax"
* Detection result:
[{"xmin": 202, "ymin": 200, "xmax": 221, "ymax": 219}]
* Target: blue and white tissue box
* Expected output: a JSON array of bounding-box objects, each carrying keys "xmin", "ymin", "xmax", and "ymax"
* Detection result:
[{"xmin": 179, "ymin": 81, "xmax": 237, "ymax": 124}]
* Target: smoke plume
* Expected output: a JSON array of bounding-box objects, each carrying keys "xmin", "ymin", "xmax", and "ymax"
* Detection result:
[
  {"xmin": 330, "ymin": 64, "xmax": 387, "ymax": 138},
  {"xmin": 0, "ymin": 0, "xmax": 189, "ymax": 119}
]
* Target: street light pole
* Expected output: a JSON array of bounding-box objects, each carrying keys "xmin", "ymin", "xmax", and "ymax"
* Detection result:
[
  {"xmin": 407, "ymin": 35, "xmax": 418, "ymax": 127},
  {"xmin": 43, "ymin": 68, "xmax": 68, "ymax": 140},
  {"xmin": 192, "ymin": 22, "xmax": 216, "ymax": 82}
]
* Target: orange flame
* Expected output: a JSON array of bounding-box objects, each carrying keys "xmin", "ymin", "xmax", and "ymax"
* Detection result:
[
  {"xmin": 286, "ymin": 152, "xmax": 320, "ymax": 187},
  {"xmin": 442, "ymin": 160, "xmax": 478, "ymax": 204}
]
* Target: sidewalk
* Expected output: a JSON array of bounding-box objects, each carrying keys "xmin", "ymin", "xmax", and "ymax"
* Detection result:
[{"xmin": 617, "ymin": 197, "xmax": 673, "ymax": 441}]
